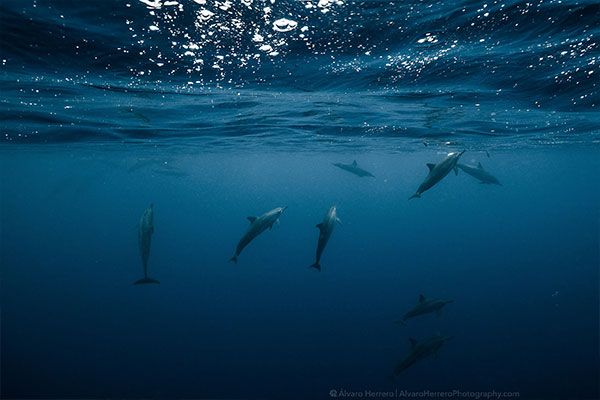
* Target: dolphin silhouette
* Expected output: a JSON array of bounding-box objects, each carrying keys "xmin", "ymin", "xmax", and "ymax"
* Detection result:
[
  {"xmin": 393, "ymin": 334, "xmax": 452, "ymax": 376},
  {"xmin": 409, "ymin": 151, "xmax": 465, "ymax": 199},
  {"xmin": 332, "ymin": 160, "xmax": 375, "ymax": 178},
  {"xmin": 395, "ymin": 294, "xmax": 453, "ymax": 324},
  {"xmin": 310, "ymin": 205, "xmax": 341, "ymax": 271},
  {"xmin": 135, "ymin": 204, "xmax": 160, "ymax": 284},
  {"xmin": 457, "ymin": 162, "xmax": 501, "ymax": 185},
  {"xmin": 229, "ymin": 207, "xmax": 287, "ymax": 263}
]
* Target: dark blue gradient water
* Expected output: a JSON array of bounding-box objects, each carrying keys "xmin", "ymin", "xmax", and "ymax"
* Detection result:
[{"xmin": 0, "ymin": 1, "xmax": 599, "ymax": 399}]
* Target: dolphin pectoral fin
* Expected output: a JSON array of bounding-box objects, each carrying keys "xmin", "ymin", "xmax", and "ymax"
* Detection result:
[
  {"xmin": 394, "ymin": 319, "xmax": 407, "ymax": 326},
  {"xmin": 309, "ymin": 263, "xmax": 321, "ymax": 272},
  {"xmin": 409, "ymin": 338, "xmax": 418, "ymax": 349},
  {"xmin": 316, "ymin": 223, "xmax": 324, "ymax": 230},
  {"xmin": 336, "ymin": 217, "xmax": 342, "ymax": 225},
  {"xmin": 477, "ymin": 162, "xmax": 483, "ymax": 169},
  {"xmin": 436, "ymin": 309, "xmax": 442, "ymax": 317},
  {"xmin": 247, "ymin": 216, "xmax": 257, "ymax": 223},
  {"xmin": 419, "ymin": 294, "xmax": 426, "ymax": 303},
  {"xmin": 426, "ymin": 163, "xmax": 436, "ymax": 172},
  {"xmin": 272, "ymin": 219, "xmax": 281, "ymax": 229},
  {"xmin": 352, "ymin": 160, "xmax": 357, "ymax": 167},
  {"xmin": 409, "ymin": 193, "xmax": 421, "ymax": 200},
  {"xmin": 134, "ymin": 277, "xmax": 160, "ymax": 285},
  {"xmin": 454, "ymin": 166, "xmax": 458, "ymax": 175}
]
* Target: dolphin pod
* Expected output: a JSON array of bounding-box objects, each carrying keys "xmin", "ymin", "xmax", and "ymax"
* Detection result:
[
  {"xmin": 333, "ymin": 160, "xmax": 375, "ymax": 177},
  {"xmin": 395, "ymin": 294, "xmax": 454, "ymax": 325},
  {"xmin": 135, "ymin": 203, "xmax": 159, "ymax": 285},
  {"xmin": 393, "ymin": 334, "xmax": 452, "ymax": 376},
  {"xmin": 457, "ymin": 162, "xmax": 501, "ymax": 185},
  {"xmin": 131, "ymin": 151, "xmax": 502, "ymax": 375},
  {"xmin": 310, "ymin": 205, "xmax": 341, "ymax": 271},
  {"xmin": 409, "ymin": 151, "xmax": 465, "ymax": 199},
  {"xmin": 229, "ymin": 206, "xmax": 287, "ymax": 264}
]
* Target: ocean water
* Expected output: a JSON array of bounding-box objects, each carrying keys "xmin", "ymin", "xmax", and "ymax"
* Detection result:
[{"xmin": 1, "ymin": 1, "xmax": 599, "ymax": 400}]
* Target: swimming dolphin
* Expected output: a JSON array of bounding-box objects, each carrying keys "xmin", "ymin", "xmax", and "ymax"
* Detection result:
[
  {"xmin": 393, "ymin": 334, "xmax": 452, "ymax": 376},
  {"xmin": 310, "ymin": 205, "xmax": 341, "ymax": 271},
  {"xmin": 457, "ymin": 162, "xmax": 501, "ymax": 185},
  {"xmin": 332, "ymin": 160, "xmax": 375, "ymax": 177},
  {"xmin": 409, "ymin": 151, "xmax": 465, "ymax": 199},
  {"xmin": 135, "ymin": 204, "xmax": 160, "ymax": 284},
  {"xmin": 395, "ymin": 295, "xmax": 453, "ymax": 324},
  {"xmin": 229, "ymin": 206, "xmax": 287, "ymax": 263}
]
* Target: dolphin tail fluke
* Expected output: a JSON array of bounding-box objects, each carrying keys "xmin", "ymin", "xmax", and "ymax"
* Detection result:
[
  {"xmin": 309, "ymin": 263, "xmax": 321, "ymax": 272},
  {"xmin": 408, "ymin": 193, "xmax": 421, "ymax": 200},
  {"xmin": 229, "ymin": 255, "xmax": 238, "ymax": 264},
  {"xmin": 134, "ymin": 277, "xmax": 160, "ymax": 285}
]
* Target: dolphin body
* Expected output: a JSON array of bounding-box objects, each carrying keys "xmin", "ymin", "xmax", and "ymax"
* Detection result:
[
  {"xmin": 395, "ymin": 295, "xmax": 453, "ymax": 324},
  {"xmin": 135, "ymin": 204, "xmax": 159, "ymax": 284},
  {"xmin": 409, "ymin": 151, "xmax": 465, "ymax": 199},
  {"xmin": 393, "ymin": 334, "xmax": 452, "ymax": 376},
  {"xmin": 333, "ymin": 160, "xmax": 375, "ymax": 177},
  {"xmin": 310, "ymin": 206, "xmax": 341, "ymax": 271},
  {"xmin": 229, "ymin": 207, "xmax": 287, "ymax": 263},
  {"xmin": 457, "ymin": 162, "xmax": 501, "ymax": 185}
]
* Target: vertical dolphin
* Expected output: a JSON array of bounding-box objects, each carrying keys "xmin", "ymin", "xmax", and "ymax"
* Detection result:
[
  {"xmin": 409, "ymin": 151, "xmax": 465, "ymax": 199},
  {"xmin": 135, "ymin": 203, "xmax": 159, "ymax": 285},
  {"xmin": 229, "ymin": 206, "xmax": 287, "ymax": 264},
  {"xmin": 310, "ymin": 205, "xmax": 341, "ymax": 271}
]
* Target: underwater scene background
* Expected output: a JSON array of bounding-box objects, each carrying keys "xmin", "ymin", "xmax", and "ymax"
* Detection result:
[{"xmin": 0, "ymin": 0, "xmax": 599, "ymax": 399}]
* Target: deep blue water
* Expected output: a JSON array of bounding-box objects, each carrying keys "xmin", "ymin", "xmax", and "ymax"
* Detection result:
[{"xmin": 1, "ymin": 0, "xmax": 599, "ymax": 399}]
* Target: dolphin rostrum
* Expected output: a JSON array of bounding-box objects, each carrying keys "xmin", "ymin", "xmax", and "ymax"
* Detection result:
[
  {"xmin": 135, "ymin": 203, "xmax": 159, "ymax": 284},
  {"xmin": 409, "ymin": 151, "xmax": 465, "ymax": 199},
  {"xmin": 393, "ymin": 334, "xmax": 452, "ymax": 376},
  {"xmin": 333, "ymin": 160, "xmax": 375, "ymax": 178},
  {"xmin": 310, "ymin": 205, "xmax": 341, "ymax": 271},
  {"xmin": 457, "ymin": 162, "xmax": 501, "ymax": 185},
  {"xmin": 395, "ymin": 294, "xmax": 453, "ymax": 325},
  {"xmin": 229, "ymin": 206, "xmax": 287, "ymax": 263}
]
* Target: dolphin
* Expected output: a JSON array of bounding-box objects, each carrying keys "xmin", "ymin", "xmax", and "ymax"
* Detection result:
[
  {"xmin": 393, "ymin": 334, "xmax": 452, "ymax": 376},
  {"xmin": 457, "ymin": 162, "xmax": 501, "ymax": 185},
  {"xmin": 395, "ymin": 295, "xmax": 453, "ymax": 325},
  {"xmin": 409, "ymin": 151, "xmax": 465, "ymax": 199},
  {"xmin": 135, "ymin": 203, "xmax": 159, "ymax": 284},
  {"xmin": 229, "ymin": 206, "xmax": 287, "ymax": 263},
  {"xmin": 310, "ymin": 205, "xmax": 342, "ymax": 271},
  {"xmin": 332, "ymin": 160, "xmax": 375, "ymax": 178}
]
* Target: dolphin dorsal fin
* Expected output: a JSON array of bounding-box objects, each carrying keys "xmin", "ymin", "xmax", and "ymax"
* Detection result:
[
  {"xmin": 352, "ymin": 160, "xmax": 357, "ymax": 167},
  {"xmin": 419, "ymin": 294, "xmax": 426, "ymax": 303},
  {"xmin": 477, "ymin": 162, "xmax": 483, "ymax": 169},
  {"xmin": 426, "ymin": 163, "xmax": 436, "ymax": 172},
  {"xmin": 247, "ymin": 216, "xmax": 258, "ymax": 223},
  {"xmin": 316, "ymin": 223, "xmax": 324, "ymax": 230},
  {"xmin": 409, "ymin": 338, "xmax": 418, "ymax": 348}
]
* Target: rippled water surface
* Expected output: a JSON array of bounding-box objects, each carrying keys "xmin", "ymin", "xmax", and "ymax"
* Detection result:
[{"xmin": 1, "ymin": 1, "xmax": 599, "ymax": 400}]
